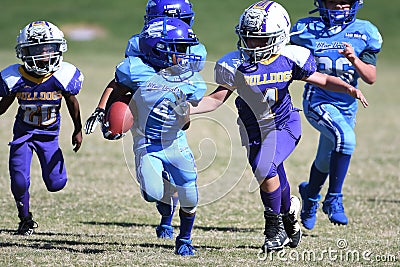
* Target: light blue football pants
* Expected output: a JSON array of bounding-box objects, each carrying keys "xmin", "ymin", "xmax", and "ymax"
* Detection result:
[
  {"xmin": 303, "ymin": 100, "xmax": 356, "ymax": 173},
  {"xmin": 133, "ymin": 134, "xmax": 198, "ymax": 210}
]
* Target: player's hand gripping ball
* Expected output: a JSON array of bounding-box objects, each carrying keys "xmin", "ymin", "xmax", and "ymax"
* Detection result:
[{"xmin": 102, "ymin": 100, "xmax": 134, "ymax": 140}]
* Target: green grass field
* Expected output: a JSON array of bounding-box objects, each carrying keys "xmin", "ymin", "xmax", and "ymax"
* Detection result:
[{"xmin": 0, "ymin": 1, "xmax": 399, "ymax": 266}]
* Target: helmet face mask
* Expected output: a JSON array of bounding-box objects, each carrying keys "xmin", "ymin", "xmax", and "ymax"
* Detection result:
[
  {"xmin": 139, "ymin": 17, "xmax": 200, "ymax": 71},
  {"xmin": 16, "ymin": 21, "xmax": 67, "ymax": 76},
  {"xmin": 144, "ymin": 0, "xmax": 195, "ymax": 26},
  {"xmin": 236, "ymin": 1, "xmax": 291, "ymax": 63},
  {"xmin": 313, "ymin": 0, "xmax": 363, "ymax": 27}
]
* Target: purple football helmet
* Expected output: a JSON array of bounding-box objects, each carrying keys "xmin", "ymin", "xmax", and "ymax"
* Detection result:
[
  {"xmin": 144, "ymin": 0, "xmax": 195, "ymax": 26},
  {"xmin": 139, "ymin": 17, "xmax": 200, "ymax": 69},
  {"xmin": 311, "ymin": 0, "xmax": 363, "ymax": 27}
]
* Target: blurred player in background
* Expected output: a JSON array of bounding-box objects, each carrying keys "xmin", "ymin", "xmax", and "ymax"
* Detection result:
[
  {"xmin": 104, "ymin": 17, "xmax": 206, "ymax": 255},
  {"xmin": 190, "ymin": 0, "xmax": 368, "ymax": 252},
  {"xmin": 291, "ymin": 0, "xmax": 382, "ymax": 230},
  {"xmin": 84, "ymin": 0, "xmax": 206, "ymax": 240},
  {"xmin": 0, "ymin": 21, "xmax": 84, "ymax": 235}
]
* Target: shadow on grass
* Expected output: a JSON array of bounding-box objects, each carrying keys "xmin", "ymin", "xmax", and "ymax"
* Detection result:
[
  {"xmin": 81, "ymin": 221, "xmax": 260, "ymax": 233},
  {"xmin": 0, "ymin": 231, "xmax": 260, "ymax": 253},
  {"xmin": 0, "ymin": 239, "xmax": 106, "ymax": 254},
  {"xmin": 0, "ymin": 224, "xmax": 261, "ymax": 252},
  {"xmin": 0, "ymin": 231, "xmax": 176, "ymax": 253}
]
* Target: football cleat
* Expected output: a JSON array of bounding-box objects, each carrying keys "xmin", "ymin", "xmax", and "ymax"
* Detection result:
[
  {"xmin": 282, "ymin": 195, "xmax": 302, "ymax": 248},
  {"xmin": 156, "ymin": 224, "xmax": 174, "ymax": 239},
  {"xmin": 322, "ymin": 193, "xmax": 348, "ymax": 225},
  {"xmin": 15, "ymin": 212, "xmax": 38, "ymax": 236},
  {"xmin": 299, "ymin": 182, "xmax": 321, "ymax": 230},
  {"xmin": 261, "ymin": 209, "xmax": 289, "ymax": 252},
  {"xmin": 175, "ymin": 238, "xmax": 197, "ymax": 256}
]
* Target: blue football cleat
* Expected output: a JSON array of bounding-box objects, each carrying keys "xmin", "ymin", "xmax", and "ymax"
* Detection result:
[
  {"xmin": 156, "ymin": 224, "xmax": 174, "ymax": 239},
  {"xmin": 322, "ymin": 193, "xmax": 348, "ymax": 225},
  {"xmin": 175, "ymin": 238, "xmax": 197, "ymax": 256},
  {"xmin": 299, "ymin": 182, "xmax": 321, "ymax": 230}
]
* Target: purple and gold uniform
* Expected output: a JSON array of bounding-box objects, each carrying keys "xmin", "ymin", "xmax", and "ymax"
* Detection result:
[
  {"xmin": 216, "ymin": 45, "xmax": 316, "ymax": 181},
  {"xmin": 0, "ymin": 61, "xmax": 83, "ymax": 214}
]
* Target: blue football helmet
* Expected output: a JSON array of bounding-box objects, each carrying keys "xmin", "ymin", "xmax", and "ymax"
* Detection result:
[
  {"xmin": 144, "ymin": 0, "xmax": 195, "ymax": 26},
  {"xmin": 311, "ymin": 0, "xmax": 363, "ymax": 27},
  {"xmin": 139, "ymin": 17, "xmax": 201, "ymax": 69}
]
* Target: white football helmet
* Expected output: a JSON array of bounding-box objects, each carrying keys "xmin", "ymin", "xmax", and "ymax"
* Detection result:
[
  {"xmin": 16, "ymin": 21, "xmax": 67, "ymax": 75},
  {"xmin": 236, "ymin": 1, "xmax": 291, "ymax": 62}
]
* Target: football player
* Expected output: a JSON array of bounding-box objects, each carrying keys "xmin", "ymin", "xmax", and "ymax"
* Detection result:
[
  {"xmin": 84, "ymin": 0, "xmax": 206, "ymax": 241},
  {"xmin": 106, "ymin": 17, "xmax": 206, "ymax": 255},
  {"xmin": 0, "ymin": 21, "xmax": 84, "ymax": 235},
  {"xmin": 190, "ymin": 1, "xmax": 368, "ymax": 252},
  {"xmin": 291, "ymin": 0, "xmax": 382, "ymax": 230}
]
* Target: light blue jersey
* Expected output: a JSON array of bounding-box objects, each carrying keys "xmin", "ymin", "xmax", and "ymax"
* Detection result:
[
  {"xmin": 115, "ymin": 56, "xmax": 207, "ymax": 141},
  {"xmin": 124, "ymin": 34, "xmax": 207, "ymax": 71},
  {"xmin": 115, "ymin": 56, "xmax": 206, "ymax": 207},
  {"xmin": 291, "ymin": 17, "xmax": 382, "ymax": 112}
]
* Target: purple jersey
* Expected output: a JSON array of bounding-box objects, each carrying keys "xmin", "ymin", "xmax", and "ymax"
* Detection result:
[
  {"xmin": 216, "ymin": 45, "xmax": 316, "ymax": 143},
  {"xmin": 0, "ymin": 62, "xmax": 83, "ymax": 135}
]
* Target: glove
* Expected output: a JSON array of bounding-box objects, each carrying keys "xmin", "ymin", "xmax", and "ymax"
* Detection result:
[
  {"xmin": 166, "ymin": 91, "xmax": 190, "ymax": 130},
  {"xmin": 166, "ymin": 91, "xmax": 189, "ymax": 117},
  {"xmin": 84, "ymin": 107, "xmax": 105, "ymax": 134},
  {"xmin": 101, "ymin": 121, "xmax": 125, "ymax": 140}
]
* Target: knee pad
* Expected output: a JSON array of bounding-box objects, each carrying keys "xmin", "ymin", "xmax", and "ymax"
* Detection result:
[
  {"xmin": 340, "ymin": 133, "xmax": 356, "ymax": 155},
  {"xmin": 255, "ymin": 163, "xmax": 278, "ymax": 184}
]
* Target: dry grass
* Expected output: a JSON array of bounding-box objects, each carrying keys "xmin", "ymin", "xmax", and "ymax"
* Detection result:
[{"xmin": 0, "ymin": 54, "xmax": 399, "ymax": 266}]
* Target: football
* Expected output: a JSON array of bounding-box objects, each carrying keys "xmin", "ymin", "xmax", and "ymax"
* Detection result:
[{"xmin": 104, "ymin": 100, "xmax": 134, "ymax": 136}]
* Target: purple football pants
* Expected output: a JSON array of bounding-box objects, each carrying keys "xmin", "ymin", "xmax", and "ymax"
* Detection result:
[
  {"xmin": 9, "ymin": 134, "xmax": 67, "ymax": 216},
  {"xmin": 246, "ymin": 111, "xmax": 302, "ymax": 182}
]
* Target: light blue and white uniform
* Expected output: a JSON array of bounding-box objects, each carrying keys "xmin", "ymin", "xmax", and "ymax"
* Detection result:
[
  {"xmin": 291, "ymin": 18, "xmax": 382, "ymax": 171},
  {"xmin": 116, "ymin": 56, "xmax": 207, "ymax": 210},
  {"xmin": 124, "ymin": 34, "xmax": 207, "ymax": 71}
]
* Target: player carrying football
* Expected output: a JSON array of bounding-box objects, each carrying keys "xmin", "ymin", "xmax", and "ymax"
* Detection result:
[
  {"xmin": 190, "ymin": 0, "xmax": 368, "ymax": 252},
  {"xmin": 291, "ymin": 0, "xmax": 382, "ymax": 230},
  {"xmin": 0, "ymin": 21, "xmax": 84, "ymax": 235},
  {"xmin": 88, "ymin": 17, "xmax": 206, "ymax": 256},
  {"xmin": 84, "ymin": 0, "xmax": 206, "ymax": 242}
]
